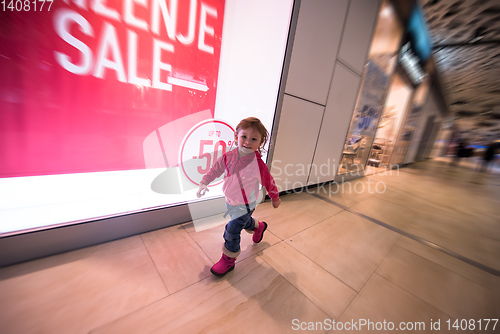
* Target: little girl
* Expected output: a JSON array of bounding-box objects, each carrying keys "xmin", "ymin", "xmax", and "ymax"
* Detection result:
[{"xmin": 196, "ymin": 117, "xmax": 281, "ymax": 276}]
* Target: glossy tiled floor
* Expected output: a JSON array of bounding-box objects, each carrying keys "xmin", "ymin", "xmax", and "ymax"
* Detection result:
[{"xmin": 1, "ymin": 158, "xmax": 499, "ymax": 333}]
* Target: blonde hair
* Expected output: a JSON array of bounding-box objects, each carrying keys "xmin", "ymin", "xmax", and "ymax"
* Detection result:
[{"xmin": 235, "ymin": 117, "xmax": 269, "ymax": 155}]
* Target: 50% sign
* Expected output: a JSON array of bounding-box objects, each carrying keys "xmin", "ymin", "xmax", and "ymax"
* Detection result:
[{"xmin": 179, "ymin": 119, "xmax": 235, "ymax": 186}]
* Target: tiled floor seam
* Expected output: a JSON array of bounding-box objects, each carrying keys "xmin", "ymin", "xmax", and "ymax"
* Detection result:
[
  {"xmin": 87, "ymin": 269, "xmax": 247, "ymax": 334},
  {"xmin": 181, "ymin": 223, "xmax": 217, "ymax": 265},
  {"xmin": 369, "ymin": 191, "xmax": 424, "ymax": 213},
  {"xmin": 281, "ymin": 238, "xmax": 359, "ymax": 293},
  {"xmin": 373, "ymin": 272, "xmax": 459, "ymax": 323},
  {"xmin": 259, "ymin": 239, "xmax": 357, "ymax": 294},
  {"xmin": 335, "ymin": 234, "xmax": 404, "ymax": 322},
  {"xmin": 87, "ymin": 291, "xmax": 173, "ymax": 334},
  {"xmin": 139, "ymin": 234, "xmax": 171, "ymax": 295},
  {"xmin": 360, "ymin": 233, "xmax": 403, "ymax": 293},
  {"xmin": 257, "ymin": 251, "xmax": 345, "ymax": 320},
  {"xmin": 393, "ymin": 243, "xmax": 499, "ymax": 293},
  {"xmin": 276, "ymin": 208, "xmax": 346, "ymax": 242},
  {"xmin": 308, "ymin": 192, "xmax": 500, "ymax": 277}
]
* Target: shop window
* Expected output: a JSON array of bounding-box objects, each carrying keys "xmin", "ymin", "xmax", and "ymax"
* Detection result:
[{"xmin": 338, "ymin": 0, "xmax": 402, "ymax": 175}]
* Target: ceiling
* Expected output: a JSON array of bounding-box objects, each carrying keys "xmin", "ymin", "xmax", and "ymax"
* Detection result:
[{"xmin": 419, "ymin": 0, "xmax": 500, "ymax": 142}]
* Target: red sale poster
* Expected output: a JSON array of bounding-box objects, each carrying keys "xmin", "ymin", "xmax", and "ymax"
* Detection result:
[{"xmin": 0, "ymin": 0, "xmax": 225, "ymax": 177}]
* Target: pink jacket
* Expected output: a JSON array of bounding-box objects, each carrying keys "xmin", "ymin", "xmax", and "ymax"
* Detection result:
[{"xmin": 201, "ymin": 148, "xmax": 279, "ymax": 206}]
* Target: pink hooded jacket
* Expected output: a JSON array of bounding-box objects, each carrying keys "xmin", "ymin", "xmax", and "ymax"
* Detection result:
[{"xmin": 201, "ymin": 148, "xmax": 280, "ymax": 206}]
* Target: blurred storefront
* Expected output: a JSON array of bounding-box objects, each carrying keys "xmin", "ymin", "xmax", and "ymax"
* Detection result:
[{"xmin": 337, "ymin": 0, "xmax": 444, "ymax": 177}]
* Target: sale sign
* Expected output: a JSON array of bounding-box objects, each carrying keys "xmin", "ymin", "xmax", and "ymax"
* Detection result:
[
  {"xmin": 0, "ymin": 0, "xmax": 225, "ymax": 178},
  {"xmin": 149, "ymin": 118, "xmax": 234, "ymax": 195},
  {"xmin": 180, "ymin": 119, "xmax": 234, "ymax": 186}
]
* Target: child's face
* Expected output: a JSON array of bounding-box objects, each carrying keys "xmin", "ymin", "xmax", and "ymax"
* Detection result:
[{"xmin": 235, "ymin": 127, "xmax": 262, "ymax": 152}]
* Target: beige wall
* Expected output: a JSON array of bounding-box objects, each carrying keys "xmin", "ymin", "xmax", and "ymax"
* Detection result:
[{"xmin": 272, "ymin": 0, "xmax": 381, "ymax": 191}]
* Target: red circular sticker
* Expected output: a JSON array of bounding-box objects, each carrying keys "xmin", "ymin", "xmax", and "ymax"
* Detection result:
[{"xmin": 179, "ymin": 119, "xmax": 235, "ymax": 186}]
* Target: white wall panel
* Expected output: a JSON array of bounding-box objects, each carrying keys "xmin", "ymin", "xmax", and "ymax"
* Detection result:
[
  {"xmin": 284, "ymin": 0, "xmax": 349, "ymax": 105},
  {"xmin": 337, "ymin": 0, "xmax": 380, "ymax": 75},
  {"xmin": 271, "ymin": 95, "xmax": 324, "ymax": 192},
  {"xmin": 308, "ymin": 63, "xmax": 361, "ymax": 184}
]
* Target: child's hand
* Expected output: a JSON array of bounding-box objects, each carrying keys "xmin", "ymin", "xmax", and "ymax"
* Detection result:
[
  {"xmin": 272, "ymin": 198, "xmax": 281, "ymax": 209},
  {"xmin": 196, "ymin": 183, "xmax": 209, "ymax": 198}
]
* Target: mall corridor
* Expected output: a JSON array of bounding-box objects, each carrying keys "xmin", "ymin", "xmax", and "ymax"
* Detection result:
[{"xmin": 0, "ymin": 158, "xmax": 499, "ymax": 334}]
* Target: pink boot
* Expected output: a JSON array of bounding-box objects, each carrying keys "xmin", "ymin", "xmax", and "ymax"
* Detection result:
[
  {"xmin": 211, "ymin": 254, "xmax": 236, "ymax": 276},
  {"xmin": 252, "ymin": 221, "xmax": 268, "ymax": 243}
]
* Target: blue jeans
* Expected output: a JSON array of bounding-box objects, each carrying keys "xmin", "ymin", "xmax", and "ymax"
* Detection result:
[{"xmin": 223, "ymin": 202, "xmax": 256, "ymax": 253}]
